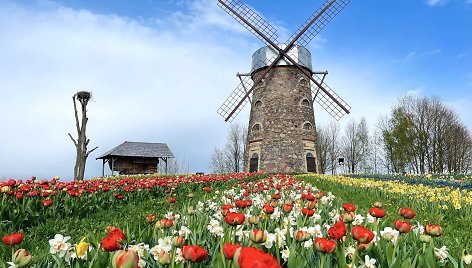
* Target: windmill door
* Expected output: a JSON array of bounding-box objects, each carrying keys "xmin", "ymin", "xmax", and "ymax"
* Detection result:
[
  {"xmin": 249, "ymin": 153, "xmax": 259, "ymax": 172},
  {"xmin": 306, "ymin": 153, "xmax": 316, "ymax": 172}
]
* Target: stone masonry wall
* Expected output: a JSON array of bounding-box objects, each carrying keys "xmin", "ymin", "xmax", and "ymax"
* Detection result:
[{"xmin": 244, "ymin": 65, "xmax": 320, "ymax": 173}]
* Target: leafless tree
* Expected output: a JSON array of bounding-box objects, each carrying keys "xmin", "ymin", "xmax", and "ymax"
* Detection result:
[
  {"xmin": 210, "ymin": 123, "xmax": 247, "ymax": 173},
  {"xmin": 68, "ymin": 91, "xmax": 97, "ymax": 180},
  {"xmin": 159, "ymin": 157, "xmax": 190, "ymax": 175},
  {"xmin": 316, "ymin": 121, "xmax": 341, "ymax": 174},
  {"xmin": 342, "ymin": 118, "xmax": 369, "ymax": 173},
  {"xmin": 211, "ymin": 147, "xmax": 230, "ymax": 174}
]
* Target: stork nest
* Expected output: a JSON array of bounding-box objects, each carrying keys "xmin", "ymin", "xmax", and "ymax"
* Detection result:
[{"xmin": 76, "ymin": 91, "xmax": 92, "ymax": 101}]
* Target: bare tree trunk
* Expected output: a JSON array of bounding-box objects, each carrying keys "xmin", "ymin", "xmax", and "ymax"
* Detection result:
[{"xmin": 68, "ymin": 92, "xmax": 97, "ymax": 180}]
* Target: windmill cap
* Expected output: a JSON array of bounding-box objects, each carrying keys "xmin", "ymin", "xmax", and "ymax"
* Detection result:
[{"xmin": 251, "ymin": 44, "xmax": 312, "ymax": 74}]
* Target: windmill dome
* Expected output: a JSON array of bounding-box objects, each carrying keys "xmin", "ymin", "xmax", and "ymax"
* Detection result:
[{"xmin": 251, "ymin": 44, "xmax": 312, "ymax": 74}]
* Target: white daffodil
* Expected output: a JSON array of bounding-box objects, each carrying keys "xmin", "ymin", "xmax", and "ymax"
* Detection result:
[
  {"xmin": 303, "ymin": 238, "xmax": 313, "ymax": 248},
  {"xmin": 49, "ymin": 234, "xmax": 71, "ymax": 257},
  {"xmin": 178, "ymin": 226, "xmax": 191, "ymax": 238},
  {"xmin": 366, "ymin": 213, "xmax": 376, "ymax": 224},
  {"xmin": 281, "ymin": 246, "xmax": 290, "ymax": 262},
  {"xmin": 380, "ymin": 227, "xmax": 399, "ymax": 244},
  {"xmin": 7, "ymin": 262, "xmax": 18, "ymax": 268},
  {"xmin": 157, "ymin": 236, "xmax": 172, "ymax": 252},
  {"xmin": 345, "ymin": 245, "xmax": 356, "ymax": 259},
  {"xmin": 353, "ymin": 214, "xmax": 365, "ymax": 225},
  {"xmin": 435, "ymin": 246, "xmax": 449, "ymax": 262},
  {"xmin": 263, "ymin": 233, "xmax": 276, "ymax": 249},
  {"xmin": 359, "ymin": 255, "xmax": 377, "ymax": 268}
]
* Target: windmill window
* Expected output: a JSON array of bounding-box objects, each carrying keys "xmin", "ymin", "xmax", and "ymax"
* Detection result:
[
  {"xmin": 299, "ymin": 78, "xmax": 308, "ymax": 87},
  {"xmin": 301, "ymin": 99, "xmax": 310, "ymax": 106},
  {"xmin": 306, "ymin": 152, "xmax": 316, "ymax": 172},
  {"xmin": 254, "ymin": 100, "xmax": 262, "ymax": 107},
  {"xmin": 249, "ymin": 153, "xmax": 259, "ymax": 172},
  {"xmin": 303, "ymin": 122, "xmax": 313, "ymax": 130},
  {"xmin": 252, "ymin": 124, "xmax": 261, "ymax": 132}
]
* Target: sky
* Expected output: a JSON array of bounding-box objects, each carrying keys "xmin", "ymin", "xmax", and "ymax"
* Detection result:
[{"xmin": 0, "ymin": 0, "xmax": 471, "ymax": 180}]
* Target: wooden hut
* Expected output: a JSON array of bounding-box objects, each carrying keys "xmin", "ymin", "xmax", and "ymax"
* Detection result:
[{"xmin": 96, "ymin": 141, "xmax": 174, "ymax": 176}]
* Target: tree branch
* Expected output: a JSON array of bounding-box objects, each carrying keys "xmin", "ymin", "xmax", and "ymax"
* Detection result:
[
  {"xmin": 72, "ymin": 95, "xmax": 81, "ymax": 133},
  {"xmin": 86, "ymin": 146, "xmax": 98, "ymax": 158},
  {"xmin": 68, "ymin": 133, "xmax": 78, "ymax": 147}
]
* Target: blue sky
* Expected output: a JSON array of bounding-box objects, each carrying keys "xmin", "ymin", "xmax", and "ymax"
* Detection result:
[{"xmin": 0, "ymin": 0, "xmax": 471, "ymax": 179}]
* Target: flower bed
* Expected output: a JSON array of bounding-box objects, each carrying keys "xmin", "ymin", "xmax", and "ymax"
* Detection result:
[{"xmin": 2, "ymin": 174, "xmax": 471, "ymax": 267}]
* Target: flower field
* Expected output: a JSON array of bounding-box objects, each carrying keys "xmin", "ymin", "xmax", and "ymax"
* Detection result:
[{"xmin": 1, "ymin": 173, "xmax": 472, "ymax": 267}]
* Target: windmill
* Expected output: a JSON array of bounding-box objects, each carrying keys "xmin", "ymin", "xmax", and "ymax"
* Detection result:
[{"xmin": 217, "ymin": 0, "xmax": 351, "ymax": 173}]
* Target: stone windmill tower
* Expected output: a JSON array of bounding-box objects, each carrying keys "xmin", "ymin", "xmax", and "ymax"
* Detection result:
[{"xmin": 217, "ymin": 0, "xmax": 351, "ymax": 173}]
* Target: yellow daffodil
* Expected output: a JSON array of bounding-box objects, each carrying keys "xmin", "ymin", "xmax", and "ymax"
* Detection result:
[{"xmin": 76, "ymin": 237, "xmax": 89, "ymax": 258}]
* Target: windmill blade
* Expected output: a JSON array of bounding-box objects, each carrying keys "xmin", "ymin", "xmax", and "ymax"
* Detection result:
[
  {"xmin": 217, "ymin": 0, "xmax": 278, "ymax": 47},
  {"xmin": 287, "ymin": 0, "xmax": 350, "ymax": 47},
  {"xmin": 311, "ymin": 74, "xmax": 351, "ymax": 121},
  {"xmin": 217, "ymin": 75, "xmax": 253, "ymax": 122}
]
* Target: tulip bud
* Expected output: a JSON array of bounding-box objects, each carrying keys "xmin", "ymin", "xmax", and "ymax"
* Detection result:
[
  {"xmin": 187, "ymin": 206, "xmax": 195, "ymax": 215},
  {"xmin": 172, "ymin": 236, "xmax": 185, "ymax": 247},
  {"xmin": 112, "ymin": 250, "xmax": 139, "ymax": 268},
  {"xmin": 295, "ymin": 230, "xmax": 310, "ymax": 242},
  {"xmin": 12, "ymin": 249, "xmax": 32, "ymax": 267},
  {"xmin": 373, "ymin": 201, "xmax": 383, "ymax": 208},
  {"xmin": 341, "ymin": 212, "xmax": 355, "ymax": 223},
  {"xmin": 158, "ymin": 250, "xmax": 171, "ymax": 265},
  {"xmin": 248, "ymin": 215, "xmax": 260, "ymax": 224},
  {"xmin": 419, "ymin": 234, "xmax": 432, "ymax": 243},
  {"xmin": 249, "ymin": 230, "xmax": 266, "ymax": 243},
  {"xmin": 307, "ymin": 201, "xmax": 317, "ymax": 209}
]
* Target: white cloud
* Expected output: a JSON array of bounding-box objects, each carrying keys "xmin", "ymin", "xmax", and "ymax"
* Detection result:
[
  {"xmin": 426, "ymin": 0, "xmax": 449, "ymax": 7},
  {"xmin": 0, "ymin": 0, "xmax": 253, "ymax": 179}
]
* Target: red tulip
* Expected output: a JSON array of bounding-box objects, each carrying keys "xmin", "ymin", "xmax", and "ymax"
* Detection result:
[
  {"xmin": 168, "ymin": 197, "xmax": 176, "ymax": 203},
  {"xmin": 235, "ymin": 200, "xmax": 247, "ymax": 208},
  {"xmin": 399, "ymin": 208, "xmax": 416, "ymax": 219},
  {"xmin": 328, "ymin": 221, "xmax": 346, "ymax": 240},
  {"xmin": 282, "ymin": 203, "xmax": 293, "ymax": 213},
  {"xmin": 101, "ymin": 236, "xmax": 121, "ymax": 252},
  {"xmin": 223, "ymin": 243, "xmax": 242, "ymax": 260},
  {"xmin": 146, "ymin": 215, "xmax": 156, "ymax": 223},
  {"xmin": 2, "ymin": 233, "xmax": 24, "ymax": 246},
  {"xmin": 224, "ymin": 212, "xmax": 245, "ymax": 226},
  {"xmin": 203, "ymin": 187, "xmax": 212, "ymax": 193},
  {"xmin": 108, "ymin": 227, "xmax": 126, "ymax": 242},
  {"xmin": 342, "ymin": 203, "xmax": 357, "ymax": 212},
  {"xmin": 315, "ymin": 238, "xmax": 337, "ymax": 254},
  {"xmin": 425, "ymin": 224, "xmax": 442, "ymax": 237},
  {"xmin": 42, "ymin": 199, "xmax": 53, "ymax": 207},
  {"xmin": 301, "ymin": 207, "xmax": 314, "ymax": 217},
  {"xmin": 234, "ymin": 247, "xmax": 281, "ymax": 268},
  {"xmin": 394, "ymin": 220, "xmax": 411, "ymax": 233},
  {"xmin": 351, "ymin": 226, "xmax": 375, "ymax": 244},
  {"xmin": 263, "ymin": 204, "xmax": 274, "ymax": 214},
  {"xmin": 369, "ymin": 207, "xmax": 386, "ymax": 218},
  {"xmin": 182, "ymin": 245, "xmax": 208, "ymax": 262}
]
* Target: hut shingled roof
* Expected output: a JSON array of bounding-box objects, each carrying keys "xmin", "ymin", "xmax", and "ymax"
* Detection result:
[{"xmin": 96, "ymin": 141, "xmax": 174, "ymax": 159}]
